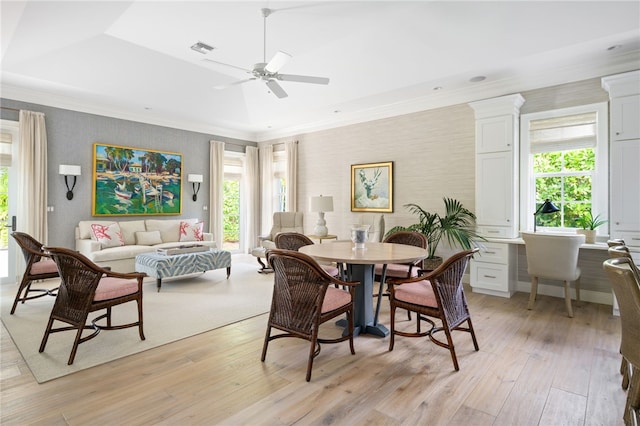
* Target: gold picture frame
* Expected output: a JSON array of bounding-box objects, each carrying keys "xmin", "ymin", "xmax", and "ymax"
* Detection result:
[{"xmin": 351, "ymin": 161, "xmax": 393, "ymax": 212}]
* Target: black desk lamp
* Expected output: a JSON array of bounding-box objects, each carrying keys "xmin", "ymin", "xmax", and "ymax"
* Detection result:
[{"xmin": 533, "ymin": 199, "xmax": 560, "ymax": 232}]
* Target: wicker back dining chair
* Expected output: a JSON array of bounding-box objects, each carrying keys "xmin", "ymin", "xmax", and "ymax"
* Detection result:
[
  {"xmin": 603, "ymin": 257, "xmax": 640, "ymax": 425},
  {"xmin": 274, "ymin": 232, "xmax": 341, "ymax": 277},
  {"xmin": 10, "ymin": 232, "xmax": 59, "ymax": 314},
  {"xmin": 373, "ymin": 231, "xmax": 428, "ymax": 323},
  {"xmin": 40, "ymin": 247, "xmax": 146, "ymax": 365},
  {"xmin": 387, "ymin": 249, "xmax": 479, "ymax": 371},
  {"xmin": 263, "ymin": 249, "xmax": 358, "ymax": 381},
  {"xmin": 608, "ymin": 244, "xmax": 640, "ymax": 393}
]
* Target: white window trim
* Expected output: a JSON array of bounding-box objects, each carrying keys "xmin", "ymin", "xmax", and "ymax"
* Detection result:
[{"xmin": 519, "ymin": 102, "xmax": 609, "ymax": 234}]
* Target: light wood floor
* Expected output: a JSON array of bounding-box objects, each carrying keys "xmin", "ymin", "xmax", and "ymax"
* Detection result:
[{"xmin": 1, "ymin": 268, "xmax": 627, "ymax": 425}]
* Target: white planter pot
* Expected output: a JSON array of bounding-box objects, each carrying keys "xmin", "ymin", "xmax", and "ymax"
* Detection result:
[{"xmin": 577, "ymin": 229, "xmax": 596, "ymax": 243}]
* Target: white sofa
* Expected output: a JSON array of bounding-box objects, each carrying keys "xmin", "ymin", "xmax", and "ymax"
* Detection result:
[{"xmin": 75, "ymin": 218, "xmax": 216, "ymax": 273}]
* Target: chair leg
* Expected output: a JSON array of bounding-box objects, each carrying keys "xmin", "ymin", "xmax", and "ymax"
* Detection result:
[
  {"xmin": 575, "ymin": 277, "xmax": 581, "ymax": 302},
  {"xmin": 137, "ymin": 297, "xmax": 145, "ymax": 340},
  {"xmin": 39, "ymin": 317, "xmax": 55, "ymax": 353},
  {"xmin": 10, "ymin": 278, "xmax": 31, "ymax": 314},
  {"xmin": 467, "ymin": 318, "xmax": 480, "ymax": 351},
  {"xmin": 564, "ymin": 280, "xmax": 574, "ymax": 318},
  {"xmin": 625, "ymin": 364, "xmax": 640, "ymax": 426},
  {"xmin": 373, "ymin": 265, "xmax": 387, "ymax": 326},
  {"xmin": 347, "ymin": 308, "xmax": 355, "ymax": 355},
  {"xmin": 68, "ymin": 326, "xmax": 85, "ymax": 365},
  {"xmin": 528, "ymin": 276, "xmax": 538, "ymax": 310},
  {"xmin": 441, "ymin": 325, "xmax": 459, "ymax": 371},
  {"xmin": 306, "ymin": 331, "xmax": 320, "ymax": 382},
  {"xmin": 260, "ymin": 326, "xmax": 272, "ymax": 362},
  {"xmin": 622, "ymin": 357, "xmax": 629, "ymax": 390},
  {"xmin": 388, "ymin": 305, "xmax": 396, "ymax": 351}
]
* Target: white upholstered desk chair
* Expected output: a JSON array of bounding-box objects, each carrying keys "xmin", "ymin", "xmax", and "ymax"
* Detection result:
[{"xmin": 521, "ymin": 232, "xmax": 585, "ymax": 318}]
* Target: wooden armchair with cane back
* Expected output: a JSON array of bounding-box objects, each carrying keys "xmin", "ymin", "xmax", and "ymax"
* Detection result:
[
  {"xmin": 387, "ymin": 249, "xmax": 479, "ymax": 371},
  {"xmin": 40, "ymin": 247, "xmax": 146, "ymax": 365},
  {"xmin": 603, "ymin": 257, "xmax": 640, "ymax": 426},
  {"xmin": 273, "ymin": 232, "xmax": 341, "ymax": 278},
  {"xmin": 10, "ymin": 232, "xmax": 59, "ymax": 314},
  {"xmin": 262, "ymin": 249, "xmax": 359, "ymax": 381}
]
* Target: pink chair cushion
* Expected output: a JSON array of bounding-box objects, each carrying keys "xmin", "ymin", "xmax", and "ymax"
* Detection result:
[
  {"xmin": 394, "ymin": 280, "xmax": 437, "ymax": 308},
  {"xmin": 321, "ymin": 264, "xmax": 340, "ymax": 277},
  {"xmin": 374, "ymin": 263, "xmax": 418, "ymax": 278},
  {"xmin": 321, "ymin": 286, "xmax": 351, "ymax": 313},
  {"xmin": 94, "ymin": 277, "xmax": 140, "ymax": 301},
  {"xmin": 31, "ymin": 259, "xmax": 58, "ymax": 275}
]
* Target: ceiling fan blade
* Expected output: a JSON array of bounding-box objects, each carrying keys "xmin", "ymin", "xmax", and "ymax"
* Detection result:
[
  {"xmin": 278, "ymin": 74, "xmax": 330, "ymax": 85},
  {"xmin": 213, "ymin": 78, "xmax": 256, "ymax": 90},
  {"xmin": 202, "ymin": 58, "xmax": 251, "ymax": 73},
  {"xmin": 264, "ymin": 51, "xmax": 292, "ymax": 73},
  {"xmin": 265, "ymin": 79, "xmax": 288, "ymax": 98}
]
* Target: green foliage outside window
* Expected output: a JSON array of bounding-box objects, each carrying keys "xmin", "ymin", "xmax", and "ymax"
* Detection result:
[
  {"xmin": 223, "ymin": 180, "xmax": 240, "ymax": 246},
  {"xmin": 533, "ymin": 148, "xmax": 595, "ymax": 229}
]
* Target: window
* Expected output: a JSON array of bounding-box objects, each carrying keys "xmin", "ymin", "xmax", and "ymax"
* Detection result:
[
  {"xmin": 223, "ymin": 152, "xmax": 244, "ymax": 252},
  {"xmin": 273, "ymin": 150, "xmax": 286, "ymax": 212},
  {"xmin": 520, "ymin": 103, "xmax": 608, "ymax": 232}
]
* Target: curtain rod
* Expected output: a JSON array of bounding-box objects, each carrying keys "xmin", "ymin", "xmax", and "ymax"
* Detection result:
[{"xmin": 0, "ymin": 106, "xmax": 20, "ymax": 112}]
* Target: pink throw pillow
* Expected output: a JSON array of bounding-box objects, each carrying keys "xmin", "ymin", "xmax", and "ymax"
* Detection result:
[
  {"xmin": 179, "ymin": 221, "xmax": 204, "ymax": 242},
  {"xmin": 91, "ymin": 223, "xmax": 125, "ymax": 248}
]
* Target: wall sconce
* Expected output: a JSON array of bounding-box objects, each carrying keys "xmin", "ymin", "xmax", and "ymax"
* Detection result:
[
  {"xmin": 59, "ymin": 165, "xmax": 81, "ymax": 200},
  {"xmin": 533, "ymin": 199, "xmax": 560, "ymax": 232},
  {"xmin": 310, "ymin": 195, "xmax": 334, "ymax": 236},
  {"xmin": 188, "ymin": 174, "xmax": 203, "ymax": 201}
]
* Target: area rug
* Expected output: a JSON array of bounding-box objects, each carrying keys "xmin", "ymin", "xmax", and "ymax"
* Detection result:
[{"xmin": 1, "ymin": 260, "xmax": 273, "ymax": 383}]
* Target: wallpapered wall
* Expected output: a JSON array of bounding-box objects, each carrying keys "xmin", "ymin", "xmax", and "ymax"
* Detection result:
[{"xmin": 0, "ymin": 100, "xmax": 255, "ymax": 249}]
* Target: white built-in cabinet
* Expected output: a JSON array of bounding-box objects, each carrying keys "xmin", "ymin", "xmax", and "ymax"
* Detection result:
[
  {"xmin": 468, "ymin": 94, "xmax": 525, "ymax": 297},
  {"xmin": 602, "ymin": 70, "xmax": 640, "ymax": 316},
  {"xmin": 602, "ymin": 71, "xmax": 640, "ymax": 254}
]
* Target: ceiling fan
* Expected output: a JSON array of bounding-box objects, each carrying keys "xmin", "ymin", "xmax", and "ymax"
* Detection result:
[{"xmin": 203, "ymin": 8, "xmax": 329, "ymax": 98}]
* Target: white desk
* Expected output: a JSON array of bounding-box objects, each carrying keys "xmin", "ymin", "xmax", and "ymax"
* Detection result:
[{"xmin": 299, "ymin": 241, "xmax": 428, "ymax": 337}]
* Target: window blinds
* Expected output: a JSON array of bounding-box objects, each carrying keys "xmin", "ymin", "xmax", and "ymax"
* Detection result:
[
  {"xmin": 529, "ymin": 112, "xmax": 597, "ymax": 153},
  {"xmin": 0, "ymin": 130, "xmax": 12, "ymax": 167}
]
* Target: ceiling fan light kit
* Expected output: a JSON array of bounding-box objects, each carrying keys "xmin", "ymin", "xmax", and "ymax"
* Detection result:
[{"xmin": 200, "ymin": 7, "xmax": 329, "ymax": 98}]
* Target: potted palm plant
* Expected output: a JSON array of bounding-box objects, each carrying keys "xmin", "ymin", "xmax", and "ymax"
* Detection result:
[
  {"xmin": 386, "ymin": 197, "xmax": 485, "ymax": 270},
  {"xmin": 576, "ymin": 212, "xmax": 607, "ymax": 243}
]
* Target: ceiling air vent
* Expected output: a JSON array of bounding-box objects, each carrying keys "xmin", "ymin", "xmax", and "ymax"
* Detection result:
[{"xmin": 190, "ymin": 41, "xmax": 214, "ymax": 54}]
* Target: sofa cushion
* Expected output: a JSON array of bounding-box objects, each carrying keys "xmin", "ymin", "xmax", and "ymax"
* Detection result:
[
  {"xmin": 91, "ymin": 223, "xmax": 124, "ymax": 248},
  {"xmin": 136, "ymin": 230, "xmax": 162, "ymax": 245},
  {"xmin": 145, "ymin": 219, "xmax": 196, "ymax": 243},
  {"xmin": 179, "ymin": 221, "xmax": 204, "ymax": 242},
  {"xmin": 88, "ymin": 245, "xmax": 155, "ymax": 263},
  {"xmin": 118, "ymin": 220, "xmax": 147, "ymax": 245},
  {"xmin": 79, "ymin": 220, "xmax": 114, "ymax": 240}
]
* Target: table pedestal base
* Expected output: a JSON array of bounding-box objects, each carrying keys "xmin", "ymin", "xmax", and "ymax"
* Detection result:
[{"xmin": 338, "ymin": 264, "xmax": 389, "ymax": 337}]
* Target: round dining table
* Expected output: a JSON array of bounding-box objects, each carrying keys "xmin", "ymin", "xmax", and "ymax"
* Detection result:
[{"xmin": 299, "ymin": 241, "xmax": 428, "ymax": 337}]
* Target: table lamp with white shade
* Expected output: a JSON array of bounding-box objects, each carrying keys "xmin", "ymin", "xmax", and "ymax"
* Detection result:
[{"xmin": 310, "ymin": 195, "xmax": 334, "ymax": 237}]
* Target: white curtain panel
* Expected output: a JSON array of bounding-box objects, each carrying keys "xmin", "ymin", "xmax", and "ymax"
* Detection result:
[
  {"xmin": 244, "ymin": 146, "xmax": 259, "ymax": 251},
  {"xmin": 17, "ymin": 110, "xmax": 48, "ymax": 243},
  {"xmin": 209, "ymin": 140, "xmax": 225, "ymax": 249},
  {"xmin": 259, "ymin": 144, "xmax": 273, "ymax": 236},
  {"xmin": 285, "ymin": 140, "xmax": 297, "ymax": 212}
]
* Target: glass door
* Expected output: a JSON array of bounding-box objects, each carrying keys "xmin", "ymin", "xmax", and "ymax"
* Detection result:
[{"xmin": 0, "ymin": 120, "xmax": 18, "ymax": 285}]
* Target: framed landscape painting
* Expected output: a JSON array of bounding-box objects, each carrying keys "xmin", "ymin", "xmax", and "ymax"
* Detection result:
[
  {"xmin": 92, "ymin": 143, "xmax": 183, "ymax": 216},
  {"xmin": 351, "ymin": 161, "xmax": 393, "ymax": 212}
]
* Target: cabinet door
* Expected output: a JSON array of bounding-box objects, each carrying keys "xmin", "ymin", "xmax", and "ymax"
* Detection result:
[
  {"xmin": 611, "ymin": 95, "xmax": 640, "ymax": 141},
  {"xmin": 476, "ymin": 151, "xmax": 514, "ymax": 227},
  {"xmin": 476, "ymin": 116, "xmax": 514, "ymax": 153},
  {"xmin": 610, "ymin": 139, "xmax": 640, "ymax": 231}
]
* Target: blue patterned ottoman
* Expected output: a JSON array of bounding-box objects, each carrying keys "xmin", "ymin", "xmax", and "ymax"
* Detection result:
[{"xmin": 135, "ymin": 250, "xmax": 231, "ymax": 292}]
